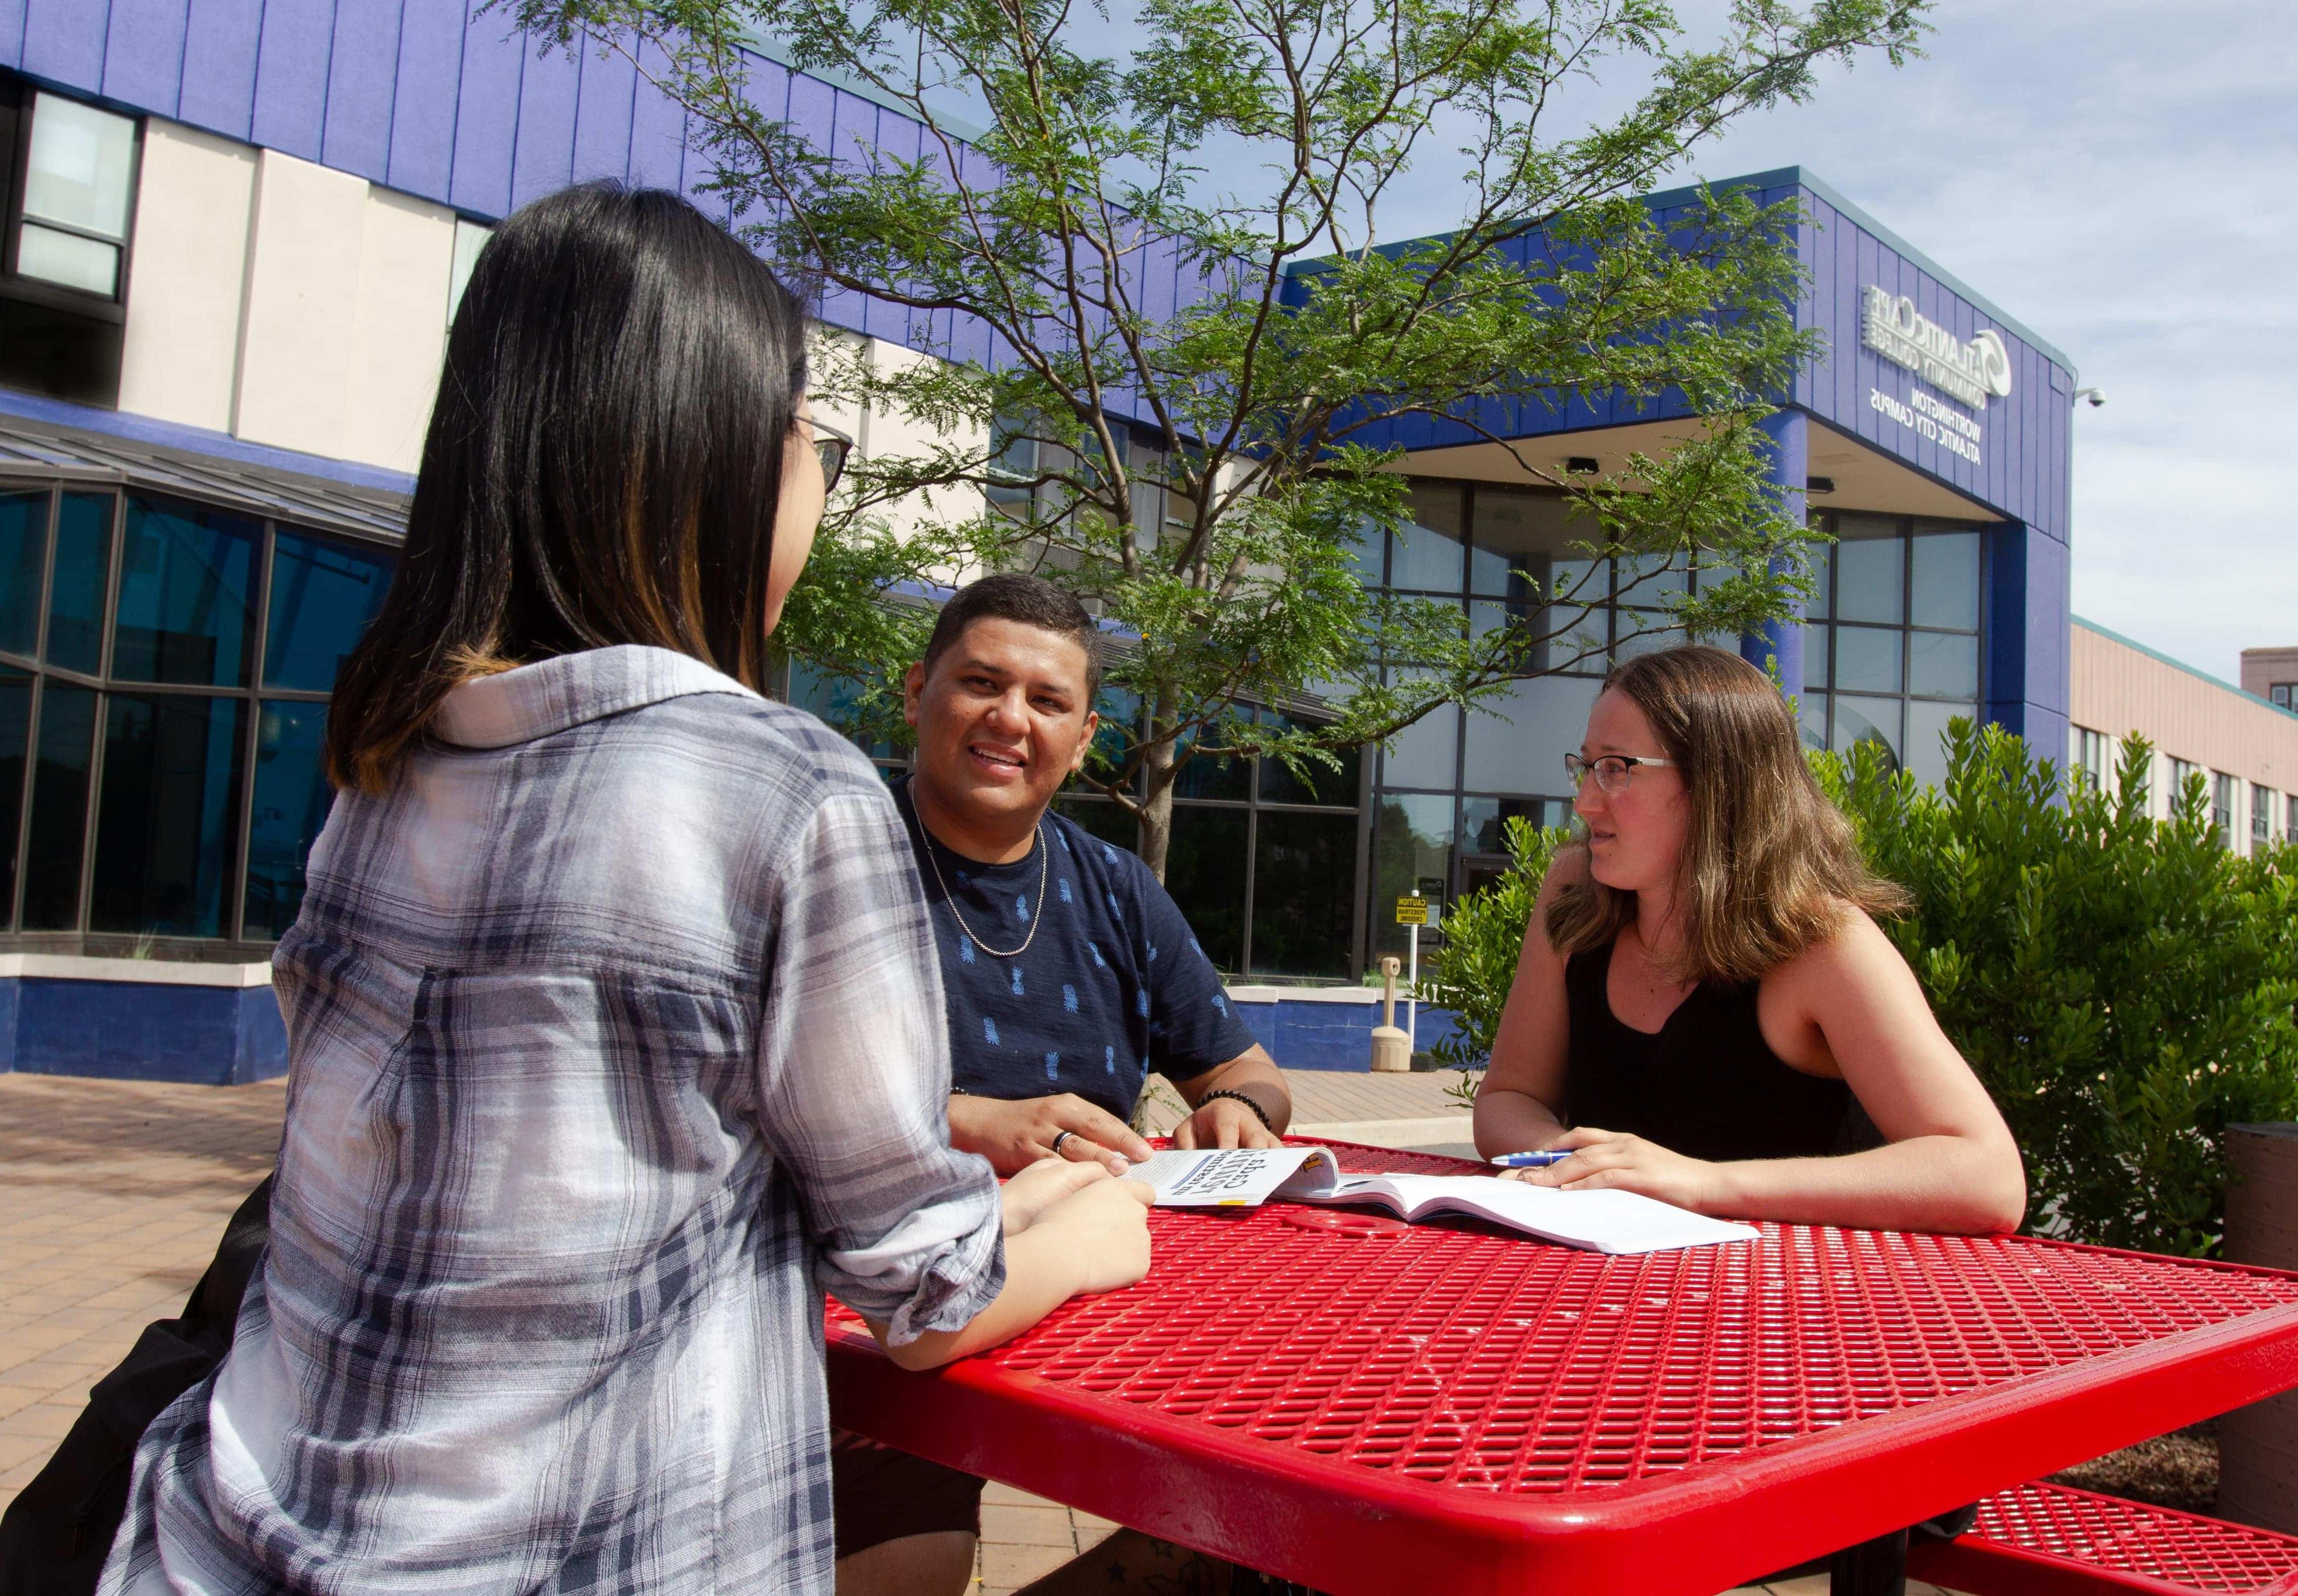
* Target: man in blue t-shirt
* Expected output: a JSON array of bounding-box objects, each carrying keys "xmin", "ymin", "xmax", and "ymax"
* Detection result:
[
  {"xmin": 896, "ymin": 576, "xmax": 1291, "ymax": 1174},
  {"xmin": 836, "ymin": 574, "xmax": 1294, "ymax": 1596}
]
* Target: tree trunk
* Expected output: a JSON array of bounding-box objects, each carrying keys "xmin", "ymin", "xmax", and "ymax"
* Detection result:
[{"xmin": 1137, "ymin": 723, "xmax": 1179, "ymax": 883}]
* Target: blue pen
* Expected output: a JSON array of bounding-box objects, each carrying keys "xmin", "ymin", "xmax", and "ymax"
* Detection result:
[{"xmin": 1489, "ymin": 1150, "xmax": 1574, "ymax": 1168}]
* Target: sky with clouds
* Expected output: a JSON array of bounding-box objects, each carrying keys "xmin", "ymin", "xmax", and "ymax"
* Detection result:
[{"xmin": 1422, "ymin": 0, "xmax": 2296, "ymax": 686}]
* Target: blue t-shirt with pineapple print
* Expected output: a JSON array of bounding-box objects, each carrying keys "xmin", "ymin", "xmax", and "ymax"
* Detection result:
[{"xmin": 892, "ymin": 777, "xmax": 1257, "ymax": 1122}]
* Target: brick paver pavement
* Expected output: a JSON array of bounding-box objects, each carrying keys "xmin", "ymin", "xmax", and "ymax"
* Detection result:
[{"xmin": 0, "ymin": 1071, "xmax": 1952, "ymax": 1594}]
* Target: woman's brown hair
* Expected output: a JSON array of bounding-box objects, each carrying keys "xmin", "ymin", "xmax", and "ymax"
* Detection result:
[
  {"xmin": 1544, "ymin": 643, "xmax": 1907, "ymax": 984},
  {"xmin": 324, "ymin": 183, "xmax": 808, "ymax": 793}
]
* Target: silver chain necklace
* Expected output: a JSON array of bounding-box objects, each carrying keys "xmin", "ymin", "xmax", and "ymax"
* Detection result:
[{"xmin": 919, "ymin": 815, "xmax": 1050, "ymax": 959}]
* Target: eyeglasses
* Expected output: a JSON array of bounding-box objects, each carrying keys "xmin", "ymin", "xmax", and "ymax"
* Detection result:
[
  {"xmin": 1564, "ymin": 752, "xmax": 1676, "ymax": 793},
  {"xmin": 810, "ymin": 420, "xmax": 855, "ymax": 495}
]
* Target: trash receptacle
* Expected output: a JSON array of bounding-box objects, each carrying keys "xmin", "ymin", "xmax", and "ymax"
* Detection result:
[{"xmin": 2221, "ymin": 1123, "xmax": 2298, "ymax": 1535}]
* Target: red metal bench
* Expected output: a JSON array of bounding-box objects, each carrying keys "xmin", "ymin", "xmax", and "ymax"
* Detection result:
[{"xmin": 1910, "ymin": 1480, "xmax": 2298, "ymax": 1596}]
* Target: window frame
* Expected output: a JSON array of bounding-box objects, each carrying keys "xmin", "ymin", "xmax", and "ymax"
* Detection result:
[
  {"xmin": 0, "ymin": 478, "xmax": 396, "ymax": 952},
  {"xmin": 0, "ymin": 75, "xmax": 140, "ymax": 325}
]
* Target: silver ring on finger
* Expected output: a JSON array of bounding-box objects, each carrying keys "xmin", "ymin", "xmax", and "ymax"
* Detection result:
[{"xmin": 1049, "ymin": 1130, "xmax": 1076, "ymax": 1158}]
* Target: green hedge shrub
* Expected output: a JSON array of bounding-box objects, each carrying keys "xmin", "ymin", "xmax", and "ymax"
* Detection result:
[{"xmin": 1423, "ymin": 721, "xmax": 2298, "ymax": 1257}]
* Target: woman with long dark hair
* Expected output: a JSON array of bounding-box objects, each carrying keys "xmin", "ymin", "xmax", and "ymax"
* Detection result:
[
  {"xmin": 1474, "ymin": 643, "xmax": 2026, "ymax": 1233},
  {"xmin": 98, "ymin": 184, "xmax": 1150, "ymax": 1595}
]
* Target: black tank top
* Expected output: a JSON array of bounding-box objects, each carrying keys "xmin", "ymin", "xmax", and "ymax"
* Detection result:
[{"xmin": 1563, "ymin": 938, "xmax": 1877, "ymax": 1161}]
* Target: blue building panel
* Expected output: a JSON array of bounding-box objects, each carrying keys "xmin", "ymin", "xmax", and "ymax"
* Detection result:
[
  {"xmin": 448, "ymin": 6, "xmax": 524, "ymax": 216},
  {"xmin": 248, "ymin": 0, "xmax": 335, "ymax": 161},
  {"xmin": 508, "ymin": 30, "xmax": 582, "ymax": 210},
  {"xmin": 385, "ymin": 0, "xmax": 467, "ymax": 200},
  {"xmin": 176, "ymin": 0, "xmax": 263, "ymax": 140},
  {"xmin": 1, "ymin": 978, "xmax": 287, "ymax": 1085},
  {"xmin": 320, "ymin": 0, "xmax": 405, "ymax": 184},
  {"xmin": 569, "ymin": 39, "xmax": 637, "ymax": 184},
  {"xmin": 101, "ymin": 0, "xmax": 194, "ymax": 123}
]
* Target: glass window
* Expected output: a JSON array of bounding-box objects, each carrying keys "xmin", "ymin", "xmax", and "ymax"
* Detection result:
[
  {"xmin": 1910, "ymin": 525, "xmax": 1982, "ymax": 630},
  {"xmin": 1833, "ymin": 694, "xmax": 1902, "ymax": 770},
  {"xmin": 112, "ymin": 497, "xmax": 259, "ymax": 687},
  {"xmin": 2287, "ymin": 793, "xmax": 2297, "ymax": 844},
  {"xmin": 2275, "ymin": 684, "xmax": 2293, "ymax": 709},
  {"xmin": 1616, "ymin": 553, "xmax": 1689, "ymax": 606},
  {"xmin": 1258, "ymin": 732, "xmax": 1359, "ymax": 807},
  {"xmin": 1833, "ymin": 625, "xmax": 1902, "ymax": 693},
  {"xmin": 1382, "ymin": 698, "xmax": 1457, "ymax": 791},
  {"xmin": 1468, "ymin": 490, "xmax": 1587, "ymax": 599},
  {"xmin": 18, "ymin": 93, "xmax": 137, "ymax": 298},
  {"xmin": 17, "ymin": 227, "xmax": 119, "ymax": 295},
  {"xmin": 1389, "ymin": 484, "xmax": 1465, "ymax": 591},
  {"xmin": 1614, "ymin": 613, "xmax": 1684, "ymax": 663},
  {"xmin": 1162, "ymin": 805, "xmax": 1248, "ymax": 971},
  {"xmin": 2252, "ymin": 784, "xmax": 2272, "ymax": 845},
  {"xmin": 244, "ymin": 699, "xmax": 333, "ymax": 939},
  {"xmin": 46, "ymin": 491, "xmax": 112, "ymax": 675},
  {"xmin": 1796, "ymin": 690, "xmax": 1830, "ymax": 753},
  {"xmin": 21, "ymin": 681, "xmax": 97, "ymax": 928},
  {"xmin": 1051, "ymin": 794, "xmax": 1138, "ymax": 854},
  {"xmin": 787, "ymin": 661, "xmax": 905, "ymax": 761},
  {"xmin": 23, "ymin": 94, "xmax": 137, "ymax": 239},
  {"xmin": 0, "ymin": 667, "xmax": 28, "ymax": 918},
  {"xmin": 265, "ymin": 530, "xmax": 396, "ymax": 691},
  {"xmin": 1910, "ymin": 630, "xmax": 1979, "ymax": 698},
  {"xmin": 1801, "ymin": 621, "xmax": 1830, "ymax": 688},
  {"xmin": 1371, "ymin": 792, "xmax": 1453, "ymax": 958},
  {"xmin": 1167, "ymin": 712, "xmax": 1254, "ymax": 801},
  {"xmin": 1249, "ymin": 810, "xmax": 1357, "ymax": 976},
  {"xmin": 1461, "ymin": 673, "xmax": 1601, "ymax": 794},
  {"xmin": 0, "ymin": 491, "xmax": 47, "ymax": 657},
  {"xmin": 91, "ymin": 694, "xmax": 245, "ymax": 937},
  {"xmin": 1904, "ymin": 700, "xmax": 1972, "ymax": 790},
  {"xmin": 1461, "ymin": 794, "xmax": 1568, "ymax": 855},
  {"xmin": 1834, "ymin": 517, "xmax": 1905, "ymax": 625},
  {"xmin": 1803, "ymin": 537, "xmax": 1833, "ymax": 620},
  {"xmin": 448, "ymin": 218, "xmax": 492, "ymax": 324}
]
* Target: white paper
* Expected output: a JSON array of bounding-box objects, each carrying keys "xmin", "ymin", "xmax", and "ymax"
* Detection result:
[
  {"xmin": 1129, "ymin": 1149, "xmax": 1757, "ymax": 1254},
  {"xmin": 1125, "ymin": 1146, "xmax": 1339, "ymax": 1206},
  {"xmin": 1307, "ymin": 1173, "xmax": 1761, "ymax": 1255}
]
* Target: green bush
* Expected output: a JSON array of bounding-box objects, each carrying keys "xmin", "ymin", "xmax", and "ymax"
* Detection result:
[
  {"xmin": 1422, "ymin": 723, "xmax": 2298, "ymax": 1257},
  {"xmin": 1423, "ymin": 815, "xmax": 1572, "ymax": 1084}
]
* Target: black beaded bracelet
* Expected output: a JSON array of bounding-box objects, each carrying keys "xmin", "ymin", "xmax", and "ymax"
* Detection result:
[{"xmin": 1197, "ymin": 1087, "xmax": 1276, "ymax": 1131}]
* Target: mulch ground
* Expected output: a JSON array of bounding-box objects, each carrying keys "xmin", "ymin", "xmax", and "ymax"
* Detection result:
[{"xmin": 2051, "ymin": 1423, "xmax": 2219, "ymax": 1515}]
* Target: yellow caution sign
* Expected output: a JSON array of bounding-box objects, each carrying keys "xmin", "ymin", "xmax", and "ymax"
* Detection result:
[{"xmin": 1394, "ymin": 896, "xmax": 1428, "ymax": 926}]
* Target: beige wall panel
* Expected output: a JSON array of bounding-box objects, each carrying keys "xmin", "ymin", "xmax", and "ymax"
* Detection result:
[
  {"xmin": 343, "ymin": 187, "xmax": 455, "ymax": 473},
  {"xmin": 233, "ymin": 150, "xmax": 368, "ymax": 458},
  {"xmin": 863, "ymin": 335, "xmax": 989, "ymax": 548},
  {"xmin": 2070, "ymin": 622, "xmax": 2298, "ymax": 846},
  {"xmin": 117, "ymin": 121, "xmax": 257, "ymax": 432}
]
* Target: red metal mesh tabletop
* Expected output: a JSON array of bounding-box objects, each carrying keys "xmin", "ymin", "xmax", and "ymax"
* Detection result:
[
  {"xmin": 829, "ymin": 1142, "xmax": 2298, "ymax": 1593},
  {"xmin": 1912, "ymin": 1481, "xmax": 2298, "ymax": 1595}
]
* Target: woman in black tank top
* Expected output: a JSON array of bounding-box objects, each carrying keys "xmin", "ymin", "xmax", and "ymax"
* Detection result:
[{"xmin": 1470, "ymin": 645, "xmax": 2025, "ymax": 1235}]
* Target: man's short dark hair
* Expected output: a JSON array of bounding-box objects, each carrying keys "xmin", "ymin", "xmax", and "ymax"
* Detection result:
[{"xmin": 921, "ymin": 574, "xmax": 1103, "ymax": 703}]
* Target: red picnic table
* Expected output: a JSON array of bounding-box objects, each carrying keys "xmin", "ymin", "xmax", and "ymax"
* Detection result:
[{"xmin": 827, "ymin": 1141, "xmax": 2298, "ymax": 1596}]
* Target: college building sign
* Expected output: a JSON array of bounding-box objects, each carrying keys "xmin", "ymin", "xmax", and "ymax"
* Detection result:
[{"xmin": 1860, "ymin": 285, "xmax": 2014, "ymax": 412}]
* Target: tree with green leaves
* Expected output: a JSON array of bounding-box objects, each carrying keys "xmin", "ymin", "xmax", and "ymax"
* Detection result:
[{"xmin": 501, "ymin": 0, "xmax": 1927, "ymax": 878}]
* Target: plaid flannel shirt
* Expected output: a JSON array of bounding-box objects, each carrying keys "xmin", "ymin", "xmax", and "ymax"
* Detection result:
[{"xmin": 101, "ymin": 645, "xmax": 1005, "ymax": 1595}]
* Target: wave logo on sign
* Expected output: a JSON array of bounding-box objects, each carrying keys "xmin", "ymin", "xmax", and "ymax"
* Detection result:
[{"xmin": 1861, "ymin": 287, "xmax": 2014, "ymax": 412}]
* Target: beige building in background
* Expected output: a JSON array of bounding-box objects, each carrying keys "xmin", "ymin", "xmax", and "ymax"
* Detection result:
[
  {"xmin": 2243, "ymin": 645, "xmax": 2298, "ymax": 713},
  {"xmin": 2069, "ymin": 619, "xmax": 2298, "ymax": 853}
]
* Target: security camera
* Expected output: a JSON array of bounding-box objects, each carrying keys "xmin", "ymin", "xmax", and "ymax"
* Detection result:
[{"xmin": 2074, "ymin": 387, "xmax": 2105, "ymax": 408}]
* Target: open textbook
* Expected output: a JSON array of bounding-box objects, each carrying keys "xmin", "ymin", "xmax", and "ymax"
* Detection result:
[{"xmin": 1125, "ymin": 1146, "xmax": 1759, "ymax": 1256}]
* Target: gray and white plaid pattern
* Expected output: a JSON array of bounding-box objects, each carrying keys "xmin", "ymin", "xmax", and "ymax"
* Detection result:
[{"xmin": 102, "ymin": 645, "xmax": 1005, "ymax": 1595}]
